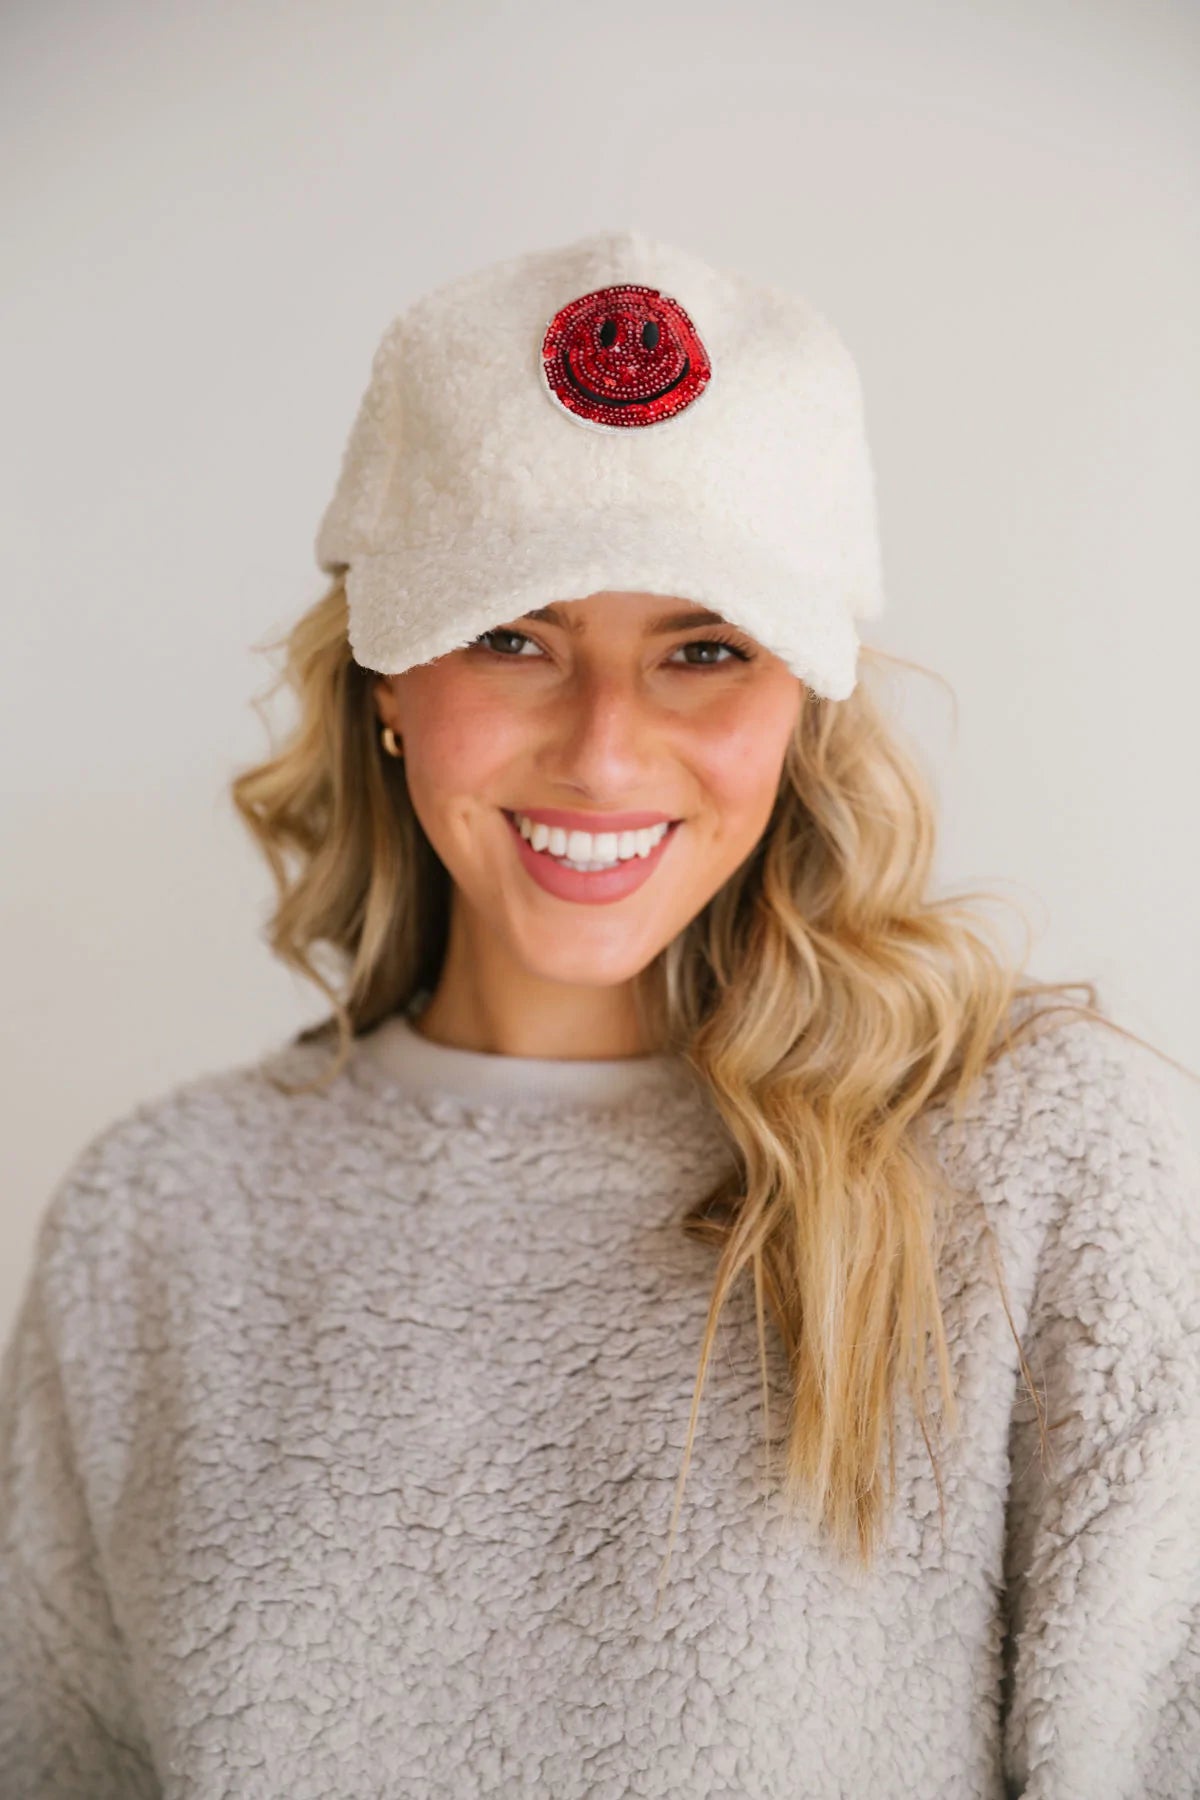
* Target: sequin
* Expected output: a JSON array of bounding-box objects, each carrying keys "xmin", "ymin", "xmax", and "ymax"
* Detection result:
[{"xmin": 540, "ymin": 282, "xmax": 712, "ymax": 429}]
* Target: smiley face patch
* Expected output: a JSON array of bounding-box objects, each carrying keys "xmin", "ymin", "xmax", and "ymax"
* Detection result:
[{"xmin": 539, "ymin": 282, "xmax": 712, "ymax": 429}]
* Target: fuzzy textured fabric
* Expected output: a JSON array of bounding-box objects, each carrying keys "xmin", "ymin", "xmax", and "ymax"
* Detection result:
[
  {"xmin": 1, "ymin": 1007, "xmax": 1198, "ymax": 1799},
  {"xmin": 313, "ymin": 228, "xmax": 886, "ymax": 702}
]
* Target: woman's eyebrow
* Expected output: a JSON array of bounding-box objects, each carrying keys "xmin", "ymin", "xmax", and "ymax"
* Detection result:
[{"xmin": 522, "ymin": 603, "xmax": 729, "ymax": 635}]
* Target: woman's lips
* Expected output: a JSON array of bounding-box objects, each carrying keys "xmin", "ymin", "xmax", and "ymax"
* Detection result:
[{"xmin": 501, "ymin": 808, "xmax": 682, "ymax": 906}]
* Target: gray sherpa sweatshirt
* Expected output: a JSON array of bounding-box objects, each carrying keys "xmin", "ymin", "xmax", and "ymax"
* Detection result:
[{"xmin": 1, "ymin": 1005, "xmax": 1198, "ymax": 1799}]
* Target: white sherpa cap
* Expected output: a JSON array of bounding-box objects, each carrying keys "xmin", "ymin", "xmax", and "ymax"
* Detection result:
[{"xmin": 315, "ymin": 227, "xmax": 885, "ymax": 701}]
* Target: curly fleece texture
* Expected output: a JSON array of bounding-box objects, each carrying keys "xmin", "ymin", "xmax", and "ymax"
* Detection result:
[{"xmin": 1, "ymin": 1008, "xmax": 1198, "ymax": 1799}]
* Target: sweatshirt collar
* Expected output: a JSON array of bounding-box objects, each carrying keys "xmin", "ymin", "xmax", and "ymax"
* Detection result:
[{"xmin": 354, "ymin": 1006, "xmax": 701, "ymax": 1112}]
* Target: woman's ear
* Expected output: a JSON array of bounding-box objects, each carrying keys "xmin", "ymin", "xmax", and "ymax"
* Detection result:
[{"xmin": 371, "ymin": 675, "xmax": 397, "ymax": 729}]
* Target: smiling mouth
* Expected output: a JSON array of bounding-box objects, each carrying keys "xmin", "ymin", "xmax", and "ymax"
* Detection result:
[
  {"xmin": 501, "ymin": 808, "xmax": 682, "ymax": 875},
  {"xmin": 561, "ymin": 352, "xmax": 691, "ymax": 408}
]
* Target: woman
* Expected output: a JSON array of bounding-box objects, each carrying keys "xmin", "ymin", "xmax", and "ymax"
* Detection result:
[{"xmin": 1, "ymin": 229, "xmax": 1197, "ymax": 1798}]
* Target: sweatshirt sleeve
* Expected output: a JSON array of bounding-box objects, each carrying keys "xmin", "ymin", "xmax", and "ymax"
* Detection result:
[
  {"xmin": 0, "ymin": 1159, "xmax": 161, "ymax": 1797},
  {"xmin": 1001, "ymin": 1027, "xmax": 1200, "ymax": 1800}
]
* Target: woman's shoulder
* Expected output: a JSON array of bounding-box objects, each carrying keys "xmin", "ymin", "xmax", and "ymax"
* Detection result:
[
  {"xmin": 926, "ymin": 998, "xmax": 1191, "ymax": 1158},
  {"xmin": 924, "ymin": 999, "xmax": 1200, "ymax": 1284},
  {"xmin": 30, "ymin": 1029, "xmax": 361, "ymax": 1273}
]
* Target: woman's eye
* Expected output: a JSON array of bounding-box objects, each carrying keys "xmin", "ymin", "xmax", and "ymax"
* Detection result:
[
  {"xmin": 472, "ymin": 629, "xmax": 754, "ymax": 667},
  {"xmin": 474, "ymin": 628, "xmax": 540, "ymax": 656},
  {"xmin": 670, "ymin": 636, "xmax": 753, "ymax": 667}
]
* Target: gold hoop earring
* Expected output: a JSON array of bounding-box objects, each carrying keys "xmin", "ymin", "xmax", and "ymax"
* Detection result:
[{"xmin": 380, "ymin": 725, "xmax": 404, "ymax": 758}]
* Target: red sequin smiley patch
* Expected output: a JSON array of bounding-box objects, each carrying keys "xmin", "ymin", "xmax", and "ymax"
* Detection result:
[{"xmin": 540, "ymin": 282, "xmax": 712, "ymax": 429}]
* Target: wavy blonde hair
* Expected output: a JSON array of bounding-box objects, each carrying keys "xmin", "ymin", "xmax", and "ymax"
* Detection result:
[{"xmin": 231, "ymin": 577, "xmax": 1192, "ymax": 1600}]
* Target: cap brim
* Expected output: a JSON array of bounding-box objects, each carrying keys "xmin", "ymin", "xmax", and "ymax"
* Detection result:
[{"xmin": 338, "ymin": 512, "xmax": 864, "ymax": 701}]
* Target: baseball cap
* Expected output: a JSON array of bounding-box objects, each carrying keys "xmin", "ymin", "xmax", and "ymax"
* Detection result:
[{"xmin": 315, "ymin": 227, "xmax": 885, "ymax": 701}]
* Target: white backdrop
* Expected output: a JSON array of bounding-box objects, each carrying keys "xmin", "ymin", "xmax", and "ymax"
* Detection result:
[{"xmin": 3, "ymin": 0, "xmax": 1198, "ymax": 1337}]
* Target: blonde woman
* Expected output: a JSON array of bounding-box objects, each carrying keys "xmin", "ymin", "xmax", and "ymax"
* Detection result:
[{"xmin": 2, "ymin": 230, "xmax": 1197, "ymax": 1799}]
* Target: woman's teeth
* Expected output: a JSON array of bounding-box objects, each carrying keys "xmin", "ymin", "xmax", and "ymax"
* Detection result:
[{"xmin": 511, "ymin": 811, "xmax": 671, "ymax": 872}]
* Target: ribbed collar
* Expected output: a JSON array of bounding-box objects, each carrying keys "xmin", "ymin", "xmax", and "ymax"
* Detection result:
[{"xmin": 354, "ymin": 1007, "xmax": 702, "ymax": 1112}]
